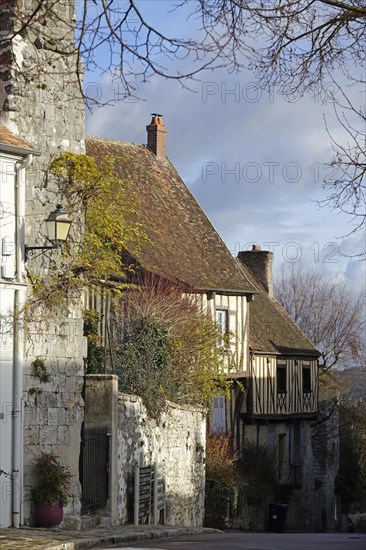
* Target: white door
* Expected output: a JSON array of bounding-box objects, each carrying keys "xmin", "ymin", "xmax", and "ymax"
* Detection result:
[{"xmin": 0, "ymin": 288, "xmax": 14, "ymax": 527}]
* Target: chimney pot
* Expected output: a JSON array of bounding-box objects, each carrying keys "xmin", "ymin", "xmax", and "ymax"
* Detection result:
[
  {"xmin": 150, "ymin": 113, "xmax": 163, "ymax": 125},
  {"xmin": 252, "ymin": 244, "xmax": 261, "ymax": 251}
]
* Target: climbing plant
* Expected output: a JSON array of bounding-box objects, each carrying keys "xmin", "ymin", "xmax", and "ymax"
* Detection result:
[{"xmin": 26, "ymin": 152, "xmax": 146, "ymax": 310}]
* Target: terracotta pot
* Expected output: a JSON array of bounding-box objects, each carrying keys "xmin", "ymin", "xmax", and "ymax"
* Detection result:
[{"xmin": 35, "ymin": 499, "xmax": 64, "ymax": 527}]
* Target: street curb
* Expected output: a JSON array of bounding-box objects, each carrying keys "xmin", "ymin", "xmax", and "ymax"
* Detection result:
[{"xmin": 45, "ymin": 527, "xmax": 222, "ymax": 550}]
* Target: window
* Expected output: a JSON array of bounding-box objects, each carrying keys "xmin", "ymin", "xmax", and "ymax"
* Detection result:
[
  {"xmin": 277, "ymin": 364, "xmax": 287, "ymax": 394},
  {"xmin": 215, "ymin": 308, "xmax": 228, "ymax": 345},
  {"xmin": 278, "ymin": 433, "xmax": 286, "ymax": 482},
  {"xmin": 302, "ymin": 366, "xmax": 311, "ymax": 393},
  {"xmin": 289, "ymin": 421, "xmax": 305, "ymax": 466},
  {"xmin": 268, "ymin": 424, "xmax": 276, "ymax": 452},
  {"xmin": 211, "ymin": 395, "xmax": 226, "ymax": 433}
]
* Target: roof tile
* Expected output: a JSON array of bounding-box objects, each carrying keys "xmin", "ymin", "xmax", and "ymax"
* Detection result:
[
  {"xmin": 86, "ymin": 136, "xmax": 257, "ymax": 294},
  {"xmin": 0, "ymin": 124, "xmax": 33, "ymax": 151},
  {"xmin": 236, "ymin": 258, "xmax": 319, "ymax": 355}
]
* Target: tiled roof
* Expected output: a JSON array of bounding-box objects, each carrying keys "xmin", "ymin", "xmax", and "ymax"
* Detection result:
[
  {"xmin": 86, "ymin": 136, "xmax": 257, "ymax": 294},
  {"xmin": 236, "ymin": 259, "xmax": 319, "ymax": 356},
  {"xmin": 0, "ymin": 124, "xmax": 34, "ymax": 152}
]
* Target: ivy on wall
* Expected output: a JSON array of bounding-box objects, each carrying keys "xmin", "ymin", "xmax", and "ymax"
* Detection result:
[{"xmin": 26, "ymin": 152, "xmax": 146, "ymax": 311}]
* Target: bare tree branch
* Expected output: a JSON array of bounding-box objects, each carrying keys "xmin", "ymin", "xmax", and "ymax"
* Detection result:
[
  {"xmin": 275, "ymin": 262, "xmax": 366, "ymax": 371},
  {"xmin": 1, "ymin": 1, "xmax": 365, "ymax": 237}
]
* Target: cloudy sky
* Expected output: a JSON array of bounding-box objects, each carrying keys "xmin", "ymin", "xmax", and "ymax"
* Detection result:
[{"xmin": 85, "ymin": 1, "xmax": 365, "ymax": 290}]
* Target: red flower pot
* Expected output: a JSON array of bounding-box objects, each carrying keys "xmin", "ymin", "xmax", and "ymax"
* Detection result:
[{"xmin": 35, "ymin": 499, "xmax": 64, "ymax": 527}]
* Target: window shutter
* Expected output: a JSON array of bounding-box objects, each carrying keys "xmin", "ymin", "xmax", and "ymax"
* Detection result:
[
  {"xmin": 300, "ymin": 421, "xmax": 306, "ymax": 464},
  {"xmin": 289, "ymin": 424, "xmax": 295, "ymax": 465},
  {"xmin": 268, "ymin": 424, "xmax": 276, "ymax": 451},
  {"xmin": 211, "ymin": 395, "xmax": 226, "ymax": 433}
]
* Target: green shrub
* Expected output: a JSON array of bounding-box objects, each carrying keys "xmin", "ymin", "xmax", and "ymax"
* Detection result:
[
  {"xmin": 32, "ymin": 453, "xmax": 72, "ymax": 506},
  {"xmin": 114, "ymin": 280, "xmax": 232, "ymax": 418}
]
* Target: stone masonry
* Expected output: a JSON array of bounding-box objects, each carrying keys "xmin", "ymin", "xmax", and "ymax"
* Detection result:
[
  {"xmin": 0, "ymin": 0, "xmax": 86, "ymax": 527},
  {"xmin": 117, "ymin": 394, "xmax": 206, "ymax": 528},
  {"xmin": 84, "ymin": 375, "xmax": 206, "ymax": 528},
  {"xmin": 312, "ymin": 402, "xmax": 340, "ymax": 530}
]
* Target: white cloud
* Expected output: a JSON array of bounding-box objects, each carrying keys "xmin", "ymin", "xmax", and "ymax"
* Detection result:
[{"xmin": 85, "ymin": 21, "xmax": 365, "ymax": 291}]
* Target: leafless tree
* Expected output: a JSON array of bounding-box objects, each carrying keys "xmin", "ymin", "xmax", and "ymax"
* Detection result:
[
  {"xmin": 4, "ymin": 2, "xmax": 364, "ymax": 99},
  {"xmin": 1, "ymin": 1, "xmax": 365, "ymax": 237},
  {"xmin": 322, "ymin": 90, "xmax": 365, "ymax": 240},
  {"xmin": 192, "ymin": 1, "xmax": 366, "ymax": 242},
  {"xmin": 275, "ymin": 262, "xmax": 365, "ymax": 371},
  {"xmin": 275, "ymin": 259, "xmax": 365, "ymax": 492}
]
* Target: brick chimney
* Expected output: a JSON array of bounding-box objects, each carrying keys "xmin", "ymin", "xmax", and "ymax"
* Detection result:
[
  {"xmin": 238, "ymin": 245, "xmax": 273, "ymax": 297},
  {"xmin": 146, "ymin": 113, "xmax": 167, "ymax": 158}
]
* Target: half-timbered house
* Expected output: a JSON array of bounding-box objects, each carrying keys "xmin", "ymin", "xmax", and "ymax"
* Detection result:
[
  {"xmin": 1, "ymin": 0, "xmax": 326, "ymax": 529},
  {"xmin": 86, "ymin": 116, "xmax": 323, "ymax": 529},
  {"xmin": 235, "ymin": 246, "xmax": 321, "ymax": 529},
  {"xmin": 85, "ymin": 117, "xmax": 257, "ymax": 376}
]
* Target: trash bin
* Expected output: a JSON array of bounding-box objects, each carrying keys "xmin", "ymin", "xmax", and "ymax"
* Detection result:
[{"xmin": 268, "ymin": 502, "xmax": 288, "ymax": 532}]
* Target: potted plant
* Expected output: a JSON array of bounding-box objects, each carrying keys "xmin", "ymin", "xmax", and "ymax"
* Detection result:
[{"xmin": 32, "ymin": 452, "xmax": 72, "ymax": 527}]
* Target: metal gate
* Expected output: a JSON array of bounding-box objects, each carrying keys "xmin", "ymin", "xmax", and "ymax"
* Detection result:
[{"xmin": 80, "ymin": 425, "xmax": 110, "ymax": 515}]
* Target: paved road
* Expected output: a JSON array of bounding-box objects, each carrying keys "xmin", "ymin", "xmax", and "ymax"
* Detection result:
[{"xmin": 97, "ymin": 530, "xmax": 366, "ymax": 550}]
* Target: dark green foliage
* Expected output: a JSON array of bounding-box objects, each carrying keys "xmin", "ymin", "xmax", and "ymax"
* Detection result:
[
  {"xmin": 83, "ymin": 309, "xmax": 100, "ymax": 337},
  {"xmin": 118, "ymin": 316, "xmax": 170, "ymax": 418},
  {"xmin": 113, "ymin": 282, "xmax": 231, "ymax": 419},
  {"xmin": 31, "ymin": 358, "xmax": 50, "ymax": 383},
  {"xmin": 204, "ymin": 480, "xmax": 236, "ymax": 529},
  {"xmin": 336, "ymin": 424, "xmax": 364, "ymax": 513},
  {"xmin": 32, "ymin": 453, "xmax": 72, "ymax": 506},
  {"xmin": 83, "ymin": 284, "xmax": 232, "ymax": 419},
  {"xmin": 204, "ymin": 435, "xmax": 277, "ymax": 527}
]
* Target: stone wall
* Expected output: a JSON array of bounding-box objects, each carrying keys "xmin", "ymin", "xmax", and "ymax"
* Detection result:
[
  {"xmin": 312, "ymin": 401, "xmax": 340, "ymax": 530},
  {"xmin": 84, "ymin": 375, "xmax": 206, "ymax": 528},
  {"xmin": 244, "ymin": 420, "xmax": 320, "ymax": 530},
  {"xmin": 117, "ymin": 394, "xmax": 206, "ymax": 527},
  {"xmin": 23, "ymin": 325, "xmax": 86, "ymax": 527},
  {"xmin": 0, "ymin": 0, "xmax": 86, "ymax": 527}
]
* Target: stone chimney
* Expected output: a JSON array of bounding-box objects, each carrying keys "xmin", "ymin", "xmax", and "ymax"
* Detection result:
[
  {"xmin": 146, "ymin": 113, "xmax": 167, "ymax": 158},
  {"xmin": 238, "ymin": 245, "xmax": 273, "ymax": 297}
]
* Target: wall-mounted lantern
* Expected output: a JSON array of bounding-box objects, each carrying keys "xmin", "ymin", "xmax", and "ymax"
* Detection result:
[{"xmin": 25, "ymin": 204, "xmax": 72, "ymax": 262}]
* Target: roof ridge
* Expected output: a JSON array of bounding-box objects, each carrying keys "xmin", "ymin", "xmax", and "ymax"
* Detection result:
[
  {"xmin": 86, "ymin": 137, "xmax": 257, "ymax": 294},
  {"xmin": 86, "ymin": 135, "xmax": 144, "ymax": 147},
  {"xmin": 272, "ymin": 299, "xmax": 319, "ymax": 352},
  {"xmin": 235, "ymin": 256, "xmax": 319, "ymax": 354}
]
